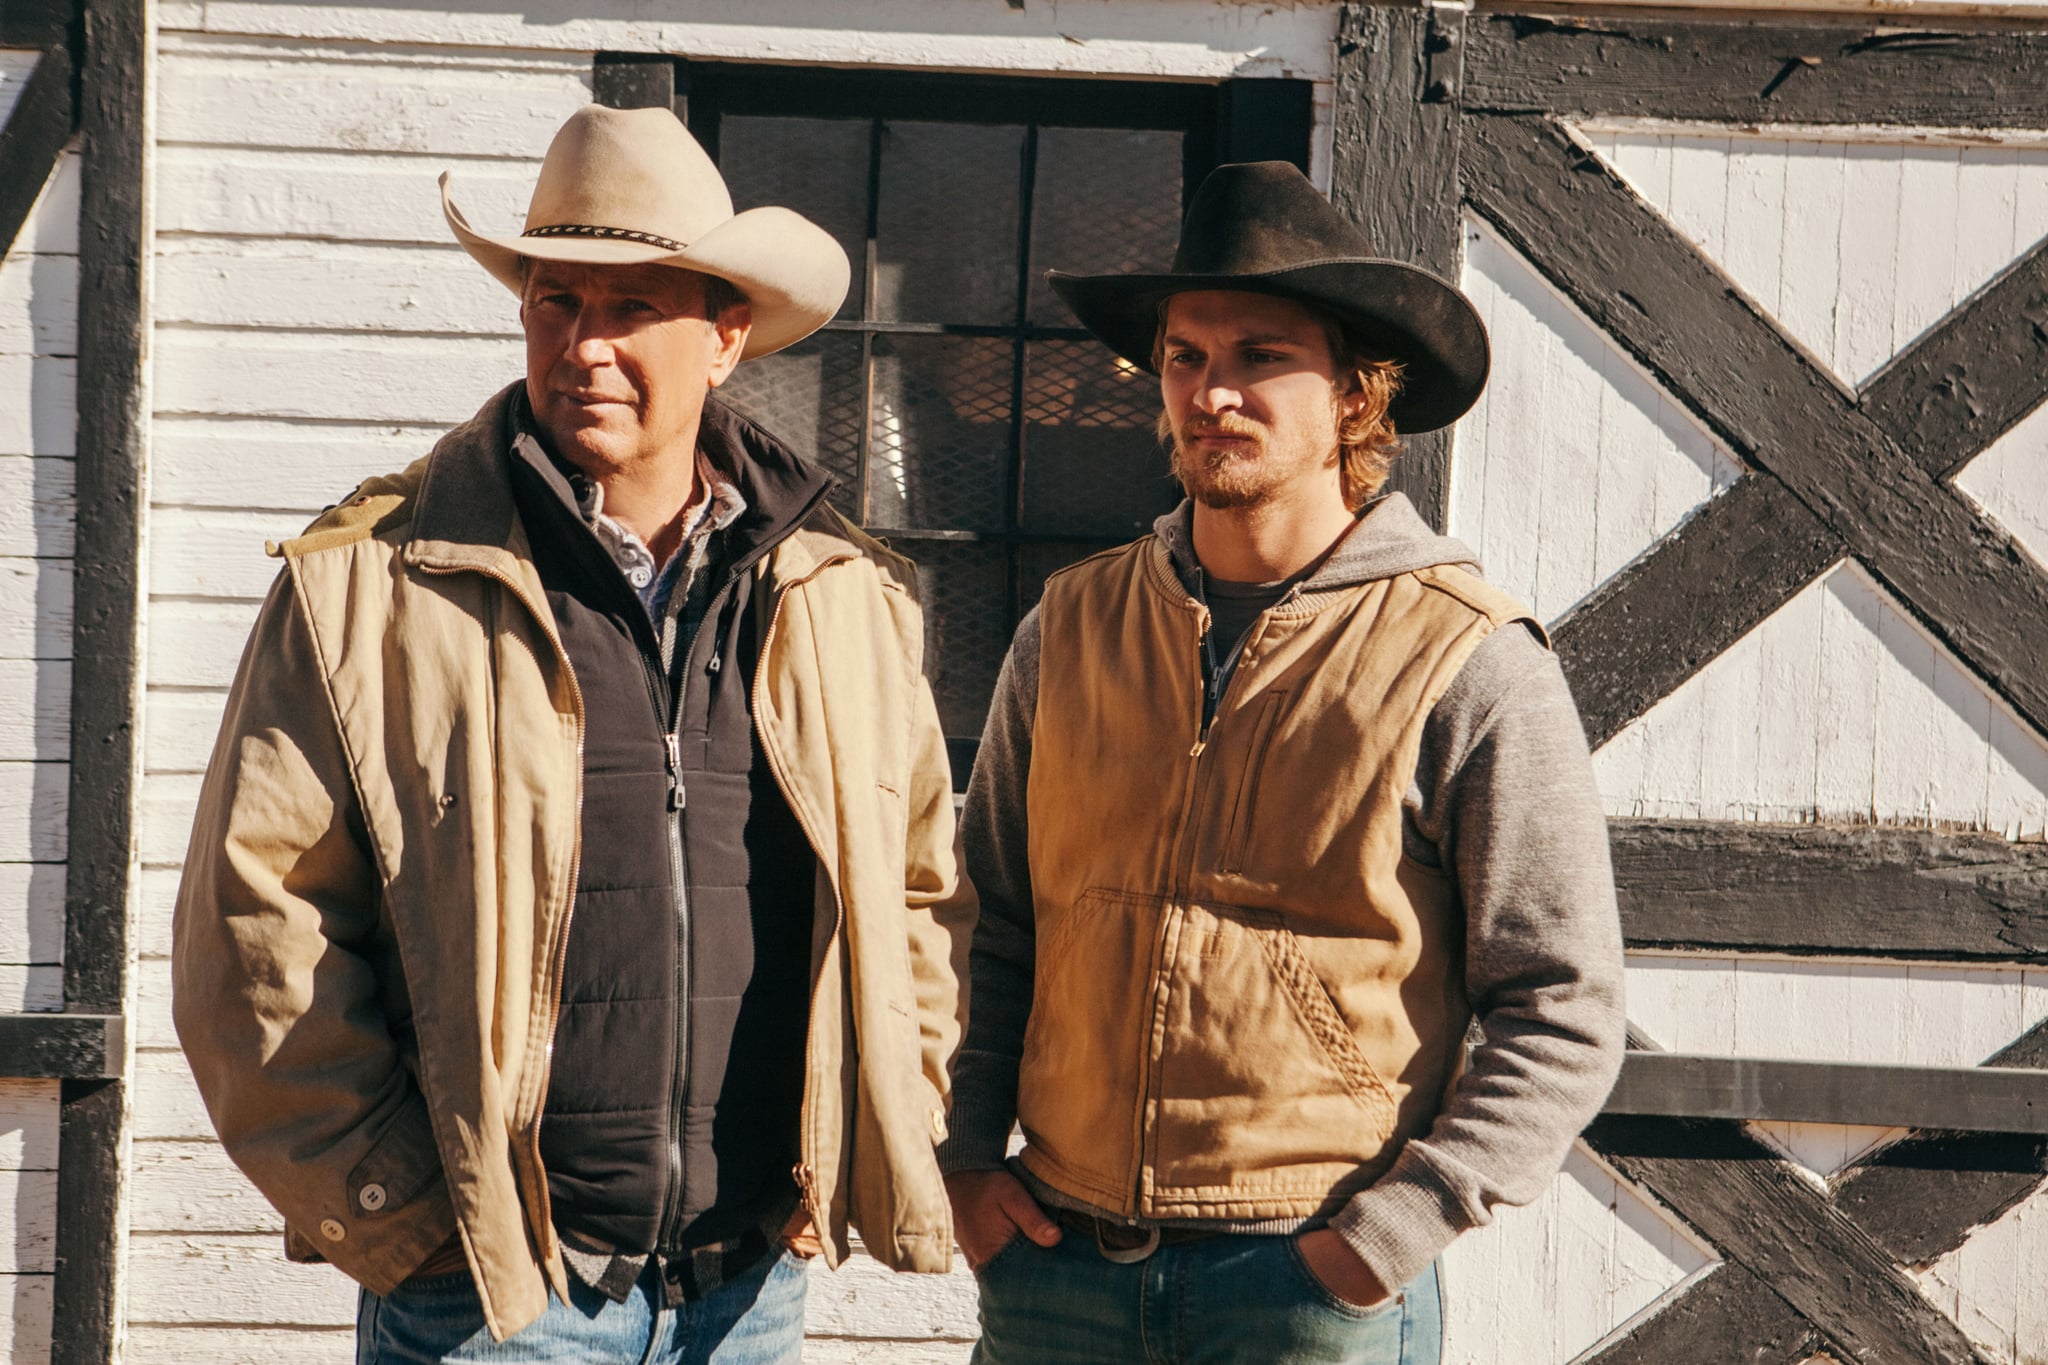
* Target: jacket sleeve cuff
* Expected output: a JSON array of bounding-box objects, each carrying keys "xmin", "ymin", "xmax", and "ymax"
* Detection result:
[
  {"xmin": 1328, "ymin": 1151, "xmax": 1469, "ymax": 1295},
  {"xmin": 933, "ymin": 1064, "xmax": 1018, "ymax": 1176}
]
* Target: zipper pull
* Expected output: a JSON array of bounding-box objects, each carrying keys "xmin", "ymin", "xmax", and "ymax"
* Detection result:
[
  {"xmin": 665, "ymin": 733, "xmax": 683, "ymax": 810},
  {"xmin": 1189, "ymin": 737, "xmax": 1206, "ymax": 758},
  {"xmin": 792, "ymin": 1162, "xmax": 818, "ymax": 1210},
  {"xmin": 707, "ymin": 651, "xmax": 721, "ymax": 673}
]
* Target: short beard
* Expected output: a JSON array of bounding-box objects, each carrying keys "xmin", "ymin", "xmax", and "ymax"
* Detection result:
[{"xmin": 1165, "ymin": 406, "xmax": 1338, "ymax": 511}]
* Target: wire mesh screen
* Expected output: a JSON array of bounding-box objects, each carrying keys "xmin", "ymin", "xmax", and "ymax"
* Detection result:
[{"xmin": 712, "ymin": 105, "xmax": 1190, "ymax": 772}]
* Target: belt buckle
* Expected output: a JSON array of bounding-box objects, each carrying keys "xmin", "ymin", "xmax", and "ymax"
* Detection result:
[{"xmin": 1093, "ymin": 1222, "xmax": 1162, "ymax": 1265}]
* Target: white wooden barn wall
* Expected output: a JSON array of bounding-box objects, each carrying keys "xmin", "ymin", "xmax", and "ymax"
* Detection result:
[
  {"xmin": 1451, "ymin": 121, "xmax": 2048, "ymax": 1364},
  {"xmin": 125, "ymin": 6, "xmax": 2048, "ymax": 1365},
  {"xmin": 0, "ymin": 44, "xmax": 79, "ymax": 1365}
]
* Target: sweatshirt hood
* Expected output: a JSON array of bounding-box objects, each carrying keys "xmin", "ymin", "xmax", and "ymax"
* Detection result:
[{"xmin": 1152, "ymin": 492, "xmax": 1482, "ymax": 595}]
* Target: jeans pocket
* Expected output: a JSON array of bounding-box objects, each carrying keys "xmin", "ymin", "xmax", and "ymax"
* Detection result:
[
  {"xmin": 972, "ymin": 1231, "xmax": 1029, "ymax": 1279},
  {"xmin": 1280, "ymin": 1237, "xmax": 1404, "ymax": 1322}
]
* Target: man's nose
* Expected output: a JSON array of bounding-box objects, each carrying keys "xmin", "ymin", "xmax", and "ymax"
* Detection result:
[
  {"xmin": 565, "ymin": 311, "xmax": 617, "ymax": 366},
  {"xmin": 1194, "ymin": 374, "xmax": 1243, "ymax": 414}
]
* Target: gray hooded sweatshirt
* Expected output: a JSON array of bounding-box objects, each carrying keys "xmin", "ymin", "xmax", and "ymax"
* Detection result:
[{"xmin": 937, "ymin": 493, "xmax": 1627, "ymax": 1294}]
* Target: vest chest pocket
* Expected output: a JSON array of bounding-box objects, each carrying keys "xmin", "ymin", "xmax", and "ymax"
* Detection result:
[{"xmin": 1218, "ymin": 691, "xmax": 1289, "ymax": 875}]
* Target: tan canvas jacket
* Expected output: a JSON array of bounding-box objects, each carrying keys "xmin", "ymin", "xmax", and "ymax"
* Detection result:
[
  {"xmin": 1018, "ymin": 536, "xmax": 1531, "ymax": 1220},
  {"xmin": 172, "ymin": 390, "xmax": 973, "ymax": 1341}
]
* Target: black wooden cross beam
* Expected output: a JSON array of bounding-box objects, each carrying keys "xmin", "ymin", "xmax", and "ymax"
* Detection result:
[
  {"xmin": 1334, "ymin": 11, "xmax": 2048, "ymax": 1359},
  {"xmin": 1463, "ymin": 113, "xmax": 2048, "ymax": 749},
  {"xmin": 0, "ymin": 39, "xmax": 73, "ymax": 259}
]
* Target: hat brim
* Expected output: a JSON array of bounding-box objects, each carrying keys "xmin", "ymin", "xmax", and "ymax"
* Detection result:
[
  {"xmin": 443, "ymin": 175, "xmax": 851, "ymax": 361},
  {"xmin": 1046, "ymin": 260, "xmax": 1490, "ymax": 433}
]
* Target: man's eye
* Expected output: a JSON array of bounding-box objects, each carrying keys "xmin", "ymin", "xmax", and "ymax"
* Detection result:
[
  {"xmin": 1246, "ymin": 350, "xmax": 1284, "ymax": 364},
  {"xmin": 1166, "ymin": 351, "xmax": 1199, "ymax": 368}
]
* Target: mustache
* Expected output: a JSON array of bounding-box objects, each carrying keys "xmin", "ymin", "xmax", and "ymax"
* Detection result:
[{"xmin": 1175, "ymin": 416, "xmax": 1263, "ymax": 444}]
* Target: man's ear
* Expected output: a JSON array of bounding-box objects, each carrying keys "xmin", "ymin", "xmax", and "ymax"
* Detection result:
[{"xmin": 706, "ymin": 303, "xmax": 753, "ymax": 390}]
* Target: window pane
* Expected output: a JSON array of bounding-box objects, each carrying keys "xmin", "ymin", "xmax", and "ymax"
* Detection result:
[
  {"xmin": 910, "ymin": 541, "xmax": 1010, "ymax": 739},
  {"xmin": 1019, "ymin": 339, "xmax": 1176, "ymax": 538},
  {"xmin": 715, "ymin": 331, "xmax": 866, "ymax": 520},
  {"xmin": 874, "ymin": 121, "xmax": 1023, "ymax": 324},
  {"xmin": 1028, "ymin": 127, "xmax": 1184, "ymax": 325},
  {"xmin": 867, "ymin": 334, "xmax": 1012, "ymax": 532},
  {"xmin": 718, "ymin": 115, "xmax": 870, "ymax": 322}
]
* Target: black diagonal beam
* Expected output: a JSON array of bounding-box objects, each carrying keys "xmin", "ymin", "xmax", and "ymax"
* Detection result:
[
  {"xmin": 1583, "ymin": 1262, "xmax": 1814, "ymax": 1365},
  {"xmin": 1550, "ymin": 477, "xmax": 1839, "ymax": 748},
  {"xmin": 1585, "ymin": 1115, "xmax": 1987, "ymax": 1364},
  {"xmin": 0, "ymin": 0, "xmax": 70, "ymax": 49},
  {"xmin": 1834, "ymin": 1017, "xmax": 2048, "ymax": 1267},
  {"xmin": 0, "ymin": 41, "xmax": 74, "ymax": 258},
  {"xmin": 1861, "ymin": 236, "xmax": 2048, "ymax": 481},
  {"xmin": 1464, "ymin": 14, "xmax": 2048, "ymax": 129},
  {"xmin": 1464, "ymin": 113, "xmax": 2048, "ymax": 743}
]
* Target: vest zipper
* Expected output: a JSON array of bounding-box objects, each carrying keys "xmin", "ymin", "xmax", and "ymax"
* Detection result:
[
  {"xmin": 412, "ymin": 558, "xmax": 585, "ymax": 1268},
  {"xmin": 656, "ymin": 487, "xmax": 832, "ymax": 1254}
]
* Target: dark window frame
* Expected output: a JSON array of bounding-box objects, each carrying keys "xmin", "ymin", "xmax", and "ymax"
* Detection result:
[{"xmin": 596, "ymin": 55, "xmax": 1311, "ymax": 783}]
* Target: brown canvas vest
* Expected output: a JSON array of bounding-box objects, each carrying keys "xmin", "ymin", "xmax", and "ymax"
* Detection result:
[{"xmin": 1021, "ymin": 536, "xmax": 1535, "ymax": 1221}]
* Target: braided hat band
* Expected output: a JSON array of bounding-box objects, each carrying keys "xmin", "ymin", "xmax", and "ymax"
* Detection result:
[{"xmin": 523, "ymin": 224, "xmax": 688, "ymax": 253}]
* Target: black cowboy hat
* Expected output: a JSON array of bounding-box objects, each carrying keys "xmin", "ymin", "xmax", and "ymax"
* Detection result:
[{"xmin": 1047, "ymin": 161, "xmax": 1489, "ymax": 433}]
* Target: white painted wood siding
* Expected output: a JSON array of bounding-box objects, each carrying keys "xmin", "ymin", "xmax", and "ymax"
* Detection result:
[
  {"xmin": 1588, "ymin": 125, "xmax": 2048, "ymax": 387},
  {"xmin": 0, "ymin": 45, "xmax": 80, "ymax": 1365},
  {"xmin": 1453, "ymin": 116, "xmax": 2048, "ymax": 1361}
]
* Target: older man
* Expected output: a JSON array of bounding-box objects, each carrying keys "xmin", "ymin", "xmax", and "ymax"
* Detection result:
[
  {"xmin": 173, "ymin": 104, "xmax": 972, "ymax": 1363},
  {"xmin": 940, "ymin": 162, "xmax": 1626, "ymax": 1364}
]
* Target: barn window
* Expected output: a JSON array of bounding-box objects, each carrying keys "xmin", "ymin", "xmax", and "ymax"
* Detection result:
[{"xmin": 596, "ymin": 57, "xmax": 1311, "ymax": 783}]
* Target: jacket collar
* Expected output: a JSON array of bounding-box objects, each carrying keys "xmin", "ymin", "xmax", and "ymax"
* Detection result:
[{"xmin": 403, "ymin": 383, "xmax": 836, "ymax": 586}]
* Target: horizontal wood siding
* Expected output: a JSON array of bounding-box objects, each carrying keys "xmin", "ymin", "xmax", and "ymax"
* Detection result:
[
  {"xmin": 131, "ymin": 31, "xmax": 589, "ymax": 1357},
  {"xmin": 0, "ymin": 46, "xmax": 79, "ymax": 1365}
]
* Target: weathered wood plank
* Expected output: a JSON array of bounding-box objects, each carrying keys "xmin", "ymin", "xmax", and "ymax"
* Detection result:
[
  {"xmin": 1456, "ymin": 216, "xmax": 1745, "ymax": 629},
  {"xmin": 144, "ymin": 599, "xmax": 260, "ymax": 690},
  {"xmin": 1585, "ymin": 1114, "xmax": 1984, "ymax": 1365},
  {"xmin": 1583, "ymin": 1263, "xmax": 1814, "ymax": 1365},
  {"xmin": 1606, "ymin": 1054, "xmax": 2048, "ymax": 1134},
  {"xmin": 0, "ymin": 557, "xmax": 72, "ymax": 661},
  {"xmin": 0, "ymin": 455, "xmax": 76, "ymax": 560},
  {"xmin": 0, "ymin": 45, "xmax": 71, "ymax": 264},
  {"xmin": 1464, "ymin": 15, "xmax": 2048, "ymax": 129},
  {"xmin": 0, "ymin": 354, "xmax": 76, "ymax": 457},
  {"xmin": 155, "ymin": 45, "xmax": 590, "ymax": 157},
  {"xmin": 145, "ymin": 688, "xmax": 227, "ymax": 776},
  {"xmin": 151, "ymin": 419, "xmax": 439, "ymax": 512},
  {"xmin": 1861, "ymin": 236, "xmax": 2048, "ymax": 481},
  {"xmin": 0, "ymin": 1015, "xmax": 120, "ymax": 1077},
  {"xmin": 1330, "ymin": 1, "xmax": 1459, "ymax": 529},
  {"xmin": 803, "ymin": 1253, "xmax": 978, "ymax": 1341},
  {"xmin": 1549, "ymin": 477, "xmax": 1839, "ymax": 748},
  {"xmin": 153, "ymin": 329, "xmax": 520, "ymax": 427},
  {"xmin": 1613, "ymin": 820, "xmax": 2048, "ymax": 961},
  {"xmin": 0, "ymin": 762, "xmax": 66, "ymax": 863},
  {"xmin": 150, "ymin": 506, "xmax": 318, "ymax": 601},
  {"xmin": 6, "ymin": 147, "xmax": 73, "ymax": 256},
  {"xmin": 131, "ymin": 1141, "xmax": 276, "ymax": 1234},
  {"xmin": 156, "ymin": 145, "xmax": 538, "ymax": 245},
  {"xmin": 154, "ymin": 239, "xmax": 514, "ymax": 337},
  {"xmin": 132, "ymin": 1052, "xmax": 210, "ymax": 1142},
  {"xmin": 1834, "ymin": 1017, "xmax": 2048, "ymax": 1267},
  {"xmin": 0, "ymin": 254, "xmax": 77, "ymax": 357},
  {"xmin": 0, "ymin": 864, "xmax": 62, "ymax": 965},
  {"xmin": 122, "ymin": 1326, "xmax": 354, "ymax": 1365},
  {"xmin": 124, "ymin": 1233, "xmax": 355, "ymax": 1327},
  {"xmin": 1464, "ymin": 112, "xmax": 2048, "ymax": 743},
  {"xmin": 0, "ymin": 1081, "xmax": 58, "ymax": 1169},
  {"xmin": 0, "ymin": 661, "xmax": 67, "ymax": 761}
]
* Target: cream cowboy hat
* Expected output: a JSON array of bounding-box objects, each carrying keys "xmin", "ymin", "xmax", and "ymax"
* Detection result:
[{"xmin": 442, "ymin": 103, "xmax": 851, "ymax": 360}]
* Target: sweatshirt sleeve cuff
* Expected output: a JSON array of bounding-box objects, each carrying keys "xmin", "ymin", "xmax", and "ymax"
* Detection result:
[
  {"xmin": 933, "ymin": 1062, "xmax": 1018, "ymax": 1177},
  {"xmin": 1328, "ymin": 1152, "xmax": 1470, "ymax": 1295}
]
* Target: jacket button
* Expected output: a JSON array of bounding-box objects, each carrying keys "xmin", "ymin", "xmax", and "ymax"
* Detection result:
[
  {"xmin": 320, "ymin": 1218, "xmax": 347, "ymax": 1242},
  {"xmin": 358, "ymin": 1183, "xmax": 388, "ymax": 1212}
]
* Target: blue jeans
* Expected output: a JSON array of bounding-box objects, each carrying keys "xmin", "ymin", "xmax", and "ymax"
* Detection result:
[
  {"xmin": 971, "ymin": 1230, "xmax": 1442, "ymax": 1365},
  {"xmin": 355, "ymin": 1249, "xmax": 808, "ymax": 1364}
]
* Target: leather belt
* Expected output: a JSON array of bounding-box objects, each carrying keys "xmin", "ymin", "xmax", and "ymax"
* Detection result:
[{"xmin": 1055, "ymin": 1208, "xmax": 1216, "ymax": 1264}]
